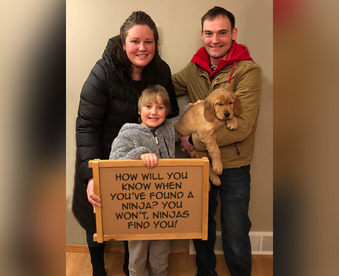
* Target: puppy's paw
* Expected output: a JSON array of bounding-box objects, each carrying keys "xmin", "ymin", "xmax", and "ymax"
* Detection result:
[
  {"xmin": 209, "ymin": 173, "xmax": 221, "ymax": 186},
  {"xmin": 212, "ymin": 163, "xmax": 223, "ymax": 175},
  {"xmin": 190, "ymin": 149, "xmax": 208, "ymax": 158},
  {"xmin": 226, "ymin": 120, "xmax": 238, "ymax": 130}
]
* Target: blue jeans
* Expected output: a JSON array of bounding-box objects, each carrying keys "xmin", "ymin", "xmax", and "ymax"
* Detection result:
[{"xmin": 193, "ymin": 165, "xmax": 252, "ymax": 276}]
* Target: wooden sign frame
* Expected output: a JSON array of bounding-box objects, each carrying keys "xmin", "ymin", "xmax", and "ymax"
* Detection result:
[{"xmin": 89, "ymin": 158, "xmax": 210, "ymax": 243}]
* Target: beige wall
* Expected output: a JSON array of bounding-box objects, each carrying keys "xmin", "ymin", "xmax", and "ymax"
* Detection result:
[{"xmin": 66, "ymin": 0, "xmax": 273, "ymax": 245}]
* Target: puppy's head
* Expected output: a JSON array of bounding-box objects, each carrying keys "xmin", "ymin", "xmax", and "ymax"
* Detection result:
[{"xmin": 204, "ymin": 88, "xmax": 242, "ymax": 122}]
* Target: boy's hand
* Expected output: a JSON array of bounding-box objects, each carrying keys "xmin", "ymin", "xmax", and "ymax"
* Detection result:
[{"xmin": 141, "ymin": 153, "xmax": 158, "ymax": 168}]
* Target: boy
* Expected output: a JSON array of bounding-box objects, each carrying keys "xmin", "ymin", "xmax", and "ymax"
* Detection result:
[{"xmin": 109, "ymin": 84, "xmax": 191, "ymax": 276}]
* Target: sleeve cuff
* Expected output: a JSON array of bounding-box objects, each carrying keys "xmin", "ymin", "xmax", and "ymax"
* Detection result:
[{"xmin": 188, "ymin": 135, "xmax": 194, "ymax": 145}]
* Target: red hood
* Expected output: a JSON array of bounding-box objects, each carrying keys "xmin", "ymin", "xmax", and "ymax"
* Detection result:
[{"xmin": 191, "ymin": 41, "xmax": 253, "ymax": 82}]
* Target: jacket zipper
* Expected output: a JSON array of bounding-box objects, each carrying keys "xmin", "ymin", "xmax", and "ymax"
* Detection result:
[
  {"xmin": 153, "ymin": 133, "xmax": 158, "ymax": 144},
  {"xmin": 164, "ymin": 139, "xmax": 170, "ymax": 156},
  {"xmin": 152, "ymin": 132, "xmax": 162, "ymax": 158},
  {"xmin": 234, "ymin": 143, "xmax": 240, "ymax": 155}
]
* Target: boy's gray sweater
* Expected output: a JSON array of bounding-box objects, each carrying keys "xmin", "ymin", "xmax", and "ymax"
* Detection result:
[{"xmin": 109, "ymin": 105, "xmax": 190, "ymax": 160}]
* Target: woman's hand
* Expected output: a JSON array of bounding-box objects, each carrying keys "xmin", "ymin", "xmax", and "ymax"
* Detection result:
[
  {"xmin": 86, "ymin": 178, "xmax": 101, "ymax": 213},
  {"xmin": 141, "ymin": 153, "xmax": 158, "ymax": 168}
]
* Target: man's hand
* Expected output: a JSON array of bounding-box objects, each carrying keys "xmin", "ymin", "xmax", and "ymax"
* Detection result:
[
  {"xmin": 141, "ymin": 153, "xmax": 158, "ymax": 168},
  {"xmin": 189, "ymin": 99, "xmax": 203, "ymax": 106},
  {"xmin": 180, "ymin": 135, "xmax": 195, "ymax": 155},
  {"xmin": 86, "ymin": 178, "xmax": 101, "ymax": 213}
]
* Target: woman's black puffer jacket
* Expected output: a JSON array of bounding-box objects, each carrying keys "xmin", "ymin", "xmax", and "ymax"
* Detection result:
[{"xmin": 72, "ymin": 37, "xmax": 179, "ymax": 233}]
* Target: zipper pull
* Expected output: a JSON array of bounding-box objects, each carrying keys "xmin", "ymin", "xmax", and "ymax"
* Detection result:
[
  {"xmin": 234, "ymin": 143, "xmax": 240, "ymax": 155},
  {"xmin": 152, "ymin": 131, "xmax": 159, "ymax": 144}
]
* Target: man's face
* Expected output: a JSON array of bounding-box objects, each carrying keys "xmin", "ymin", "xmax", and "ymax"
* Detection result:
[{"xmin": 201, "ymin": 15, "xmax": 237, "ymax": 66}]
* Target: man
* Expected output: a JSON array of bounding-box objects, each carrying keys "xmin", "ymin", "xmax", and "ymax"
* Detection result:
[{"xmin": 172, "ymin": 6, "xmax": 261, "ymax": 276}]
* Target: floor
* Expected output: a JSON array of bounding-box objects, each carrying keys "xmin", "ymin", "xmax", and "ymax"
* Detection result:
[{"xmin": 66, "ymin": 251, "xmax": 273, "ymax": 276}]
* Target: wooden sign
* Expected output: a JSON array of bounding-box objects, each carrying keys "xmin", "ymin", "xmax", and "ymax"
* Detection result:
[{"xmin": 89, "ymin": 158, "xmax": 210, "ymax": 243}]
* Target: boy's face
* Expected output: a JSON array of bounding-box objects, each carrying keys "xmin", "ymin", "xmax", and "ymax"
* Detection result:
[
  {"xmin": 139, "ymin": 94, "xmax": 166, "ymax": 129},
  {"xmin": 201, "ymin": 15, "xmax": 237, "ymax": 66}
]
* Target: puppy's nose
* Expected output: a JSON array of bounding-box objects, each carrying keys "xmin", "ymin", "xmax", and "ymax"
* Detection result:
[{"xmin": 224, "ymin": 112, "xmax": 230, "ymax": 118}]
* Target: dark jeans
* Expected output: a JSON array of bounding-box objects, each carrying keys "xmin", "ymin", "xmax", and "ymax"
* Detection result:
[
  {"xmin": 86, "ymin": 231, "xmax": 130, "ymax": 276},
  {"xmin": 86, "ymin": 231, "xmax": 106, "ymax": 247},
  {"xmin": 193, "ymin": 165, "xmax": 252, "ymax": 276}
]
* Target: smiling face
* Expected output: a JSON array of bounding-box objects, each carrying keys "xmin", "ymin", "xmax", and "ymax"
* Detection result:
[
  {"xmin": 139, "ymin": 94, "xmax": 167, "ymax": 130},
  {"xmin": 123, "ymin": 24, "xmax": 155, "ymax": 80},
  {"xmin": 201, "ymin": 15, "xmax": 237, "ymax": 66}
]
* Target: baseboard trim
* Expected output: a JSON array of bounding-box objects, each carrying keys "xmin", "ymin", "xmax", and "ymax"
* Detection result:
[
  {"xmin": 189, "ymin": 231, "xmax": 273, "ymax": 255},
  {"xmin": 66, "ymin": 244, "xmax": 189, "ymax": 254},
  {"xmin": 67, "ymin": 231, "xmax": 272, "ymax": 255}
]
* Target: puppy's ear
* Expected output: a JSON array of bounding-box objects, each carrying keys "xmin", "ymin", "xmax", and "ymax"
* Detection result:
[
  {"xmin": 204, "ymin": 99, "xmax": 215, "ymax": 122},
  {"xmin": 233, "ymin": 96, "xmax": 243, "ymax": 116}
]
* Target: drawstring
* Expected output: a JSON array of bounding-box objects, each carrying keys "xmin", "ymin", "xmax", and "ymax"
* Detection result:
[
  {"xmin": 227, "ymin": 60, "xmax": 236, "ymax": 83},
  {"xmin": 208, "ymin": 59, "xmax": 236, "ymax": 83}
]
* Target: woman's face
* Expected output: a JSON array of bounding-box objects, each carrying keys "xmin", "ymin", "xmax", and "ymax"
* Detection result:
[{"xmin": 123, "ymin": 25, "xmax": 155, "ymax": 78}]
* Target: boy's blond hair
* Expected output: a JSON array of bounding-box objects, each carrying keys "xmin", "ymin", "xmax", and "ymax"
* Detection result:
[{"xmin": 138, "ymin": 85, "xmax": 172, "ymax": 116}]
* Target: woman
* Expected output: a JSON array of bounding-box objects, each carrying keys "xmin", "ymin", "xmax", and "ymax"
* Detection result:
[{"xmin": 72, "ymin": 11, "xmax": 179, "ymax": 276}]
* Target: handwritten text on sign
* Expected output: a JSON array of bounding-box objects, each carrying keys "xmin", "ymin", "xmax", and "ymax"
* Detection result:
[{"xmin": 99, "ymin": 166, "xmax": 203, "ymax": 235}]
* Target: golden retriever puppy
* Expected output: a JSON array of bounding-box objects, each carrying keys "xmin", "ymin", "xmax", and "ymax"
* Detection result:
[{"xmin": 175, "ymin": 88, "xmax": 242, "ymax": 186}]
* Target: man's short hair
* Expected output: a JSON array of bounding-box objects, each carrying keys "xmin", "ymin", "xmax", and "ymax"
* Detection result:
[{"xmin": 201, "ymin": 6, "xmax": 235, "ymax": 30}]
